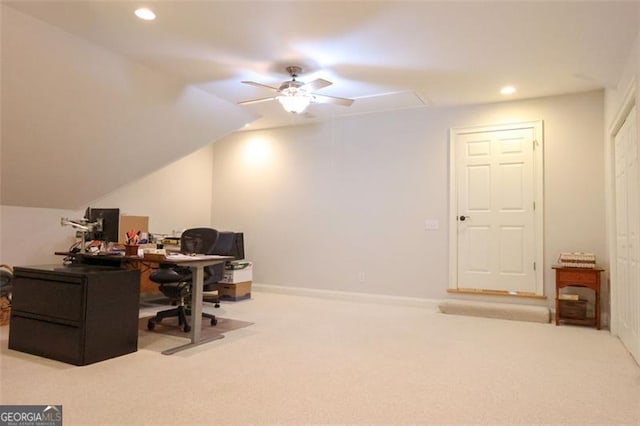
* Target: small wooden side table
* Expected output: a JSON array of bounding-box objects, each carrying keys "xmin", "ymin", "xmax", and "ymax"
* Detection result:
[{"xmin": 552, "ymin": 265, "xmax": 604, "ymax": 330}]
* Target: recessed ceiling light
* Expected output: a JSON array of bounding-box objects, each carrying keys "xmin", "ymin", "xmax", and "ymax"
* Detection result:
[
  {"xmin": 500, "ymin": 86, "xmax": 516, "ymax": 95},
  {"xmin": 134, "ymin": 8, "xmax": 156, "ymax": 21}
]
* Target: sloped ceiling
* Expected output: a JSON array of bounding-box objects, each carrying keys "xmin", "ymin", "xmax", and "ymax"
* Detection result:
[
  {"xmin": 1, "ymin": 2, "xmax": 639, "ymax": 209},
  {"xmin": 3, "ymin": 1, "xmax": 639, "ymax": 130},
  {"xmin": 1, "ymin": 6, "xmax": 257, "ymax": 209}
]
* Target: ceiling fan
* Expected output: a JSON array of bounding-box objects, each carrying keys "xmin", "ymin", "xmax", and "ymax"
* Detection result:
[{"xmin": 238, "ymin": 66, "xmax": 355, "ymax": 113}]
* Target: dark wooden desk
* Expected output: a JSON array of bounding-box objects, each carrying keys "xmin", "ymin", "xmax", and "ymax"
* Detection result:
[
  {"xmin": 56, "ymin": 252, "xmax": 232, "ymax": 354},
  {"xmin": 552, "ymin": 265, "xmax": 604, "ymax": 329}
]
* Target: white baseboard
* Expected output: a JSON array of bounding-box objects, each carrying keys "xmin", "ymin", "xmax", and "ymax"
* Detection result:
[{"xmin": 252, "ymin": 283, "xmax": 441, "ymax": 310}]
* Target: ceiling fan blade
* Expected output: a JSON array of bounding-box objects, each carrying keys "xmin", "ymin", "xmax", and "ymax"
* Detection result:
[
  {"xmin": 237, "ymin": 96, "xmax": 278, "ymax": 106},
  {"xmin": 241, "ymin": 81, "xmax": 280, "ymax": 92},
  {"xmin": 300, "ymin": 78, "xmax": 332, "ymax": 92},
  {"xmin": 311, "ymin": 94, "xmax": 354, "ymax": 107}
]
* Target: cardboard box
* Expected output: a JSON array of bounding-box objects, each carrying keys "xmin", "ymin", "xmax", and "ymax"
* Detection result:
[
  {"xmin": 217, "ymin": 281, "xmax": 251, "ymax": 301},
  {"xmin": 220, "ymin": 261, "xmax": 253, "ymax": 284},
  {"xmin": 119, "ymin": 215, "xmax": 149, "ymax": 244}
]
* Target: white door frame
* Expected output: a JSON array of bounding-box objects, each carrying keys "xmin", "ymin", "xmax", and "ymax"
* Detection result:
[
  {"xmin": 449, "ymin": 121, "xmax": 544, "ymax": 295},
  {"xmin": 608, "ymin": 78, "xmax": 636, "ymax": 335}
]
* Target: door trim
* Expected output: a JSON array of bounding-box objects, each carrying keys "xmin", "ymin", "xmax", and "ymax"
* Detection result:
[{"xmin": 448, "ymin": 121, "xmax": 544, "ymax": 295}]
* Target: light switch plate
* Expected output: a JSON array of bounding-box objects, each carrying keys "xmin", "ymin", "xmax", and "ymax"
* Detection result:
[{"xmin": 425, "ymin": 219, "xmax": 439, "ymax": 230}]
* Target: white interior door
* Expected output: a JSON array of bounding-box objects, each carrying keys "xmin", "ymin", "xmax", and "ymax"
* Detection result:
[
  {"xmin": 450, "ymin": 122, "xmax": 543, "ymax": 294},
  {"xmin": 614, "ymin": 104, "xmax": 639, "ymax": 362}
]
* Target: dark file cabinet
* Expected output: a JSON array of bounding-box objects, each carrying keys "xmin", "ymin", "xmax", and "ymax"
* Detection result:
[{"xmin": 9, "ymin": 265, "xmax": 140, "ymax": 365}]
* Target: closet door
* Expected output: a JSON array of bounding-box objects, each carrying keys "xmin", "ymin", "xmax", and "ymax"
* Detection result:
[{"xmin": 614, "ymin": 104, "xmax": 639, "ymax": 363}]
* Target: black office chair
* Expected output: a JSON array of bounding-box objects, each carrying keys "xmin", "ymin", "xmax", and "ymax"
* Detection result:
[
  {"xmin": 0, "ymin": 264, "xmax": 13, "ymax": 305},
  {"xmin": 147, "ymin": 228, "xmax": 221, "ymax": 333}
]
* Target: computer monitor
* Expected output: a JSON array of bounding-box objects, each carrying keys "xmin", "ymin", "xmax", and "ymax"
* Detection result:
[
  {"xmin": 84, "ymin": 207, "xmax": 120, "ymax": 242},
  {"xmin": 231, "ymin": 232, "xmax": 245, "ymax": 260}
]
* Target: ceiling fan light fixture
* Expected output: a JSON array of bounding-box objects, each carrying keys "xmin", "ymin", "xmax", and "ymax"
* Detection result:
[
  {"xmin": 238, "ymin": 65, "xmax": 353, "ymax": 112},
  {"xmin": 277, "ymin": 92, "xmax": 311, "ymax": 113}
]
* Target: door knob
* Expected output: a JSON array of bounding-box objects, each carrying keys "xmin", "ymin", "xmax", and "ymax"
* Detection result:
[{"xmin": 458, "ymin": 215, "xmax": 469, "ymax": 221}]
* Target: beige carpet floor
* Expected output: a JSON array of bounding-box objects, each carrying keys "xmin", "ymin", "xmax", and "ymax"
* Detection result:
[{"xmin": 1, "ymin": 290, "xmax": 639, "ymax": 425}]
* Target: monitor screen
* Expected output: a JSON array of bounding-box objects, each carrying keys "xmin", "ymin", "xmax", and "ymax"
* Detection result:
[
  {"xmin": 209, "ymin": 231, "xmax": 245, "ymax": 259},
  {"xmin": 231, "ymin": 232, "xmax": 245, "ymax": 260},
  {"xmin": 85, "ymin": 207, "xmax": 120, "ymax": 242}
]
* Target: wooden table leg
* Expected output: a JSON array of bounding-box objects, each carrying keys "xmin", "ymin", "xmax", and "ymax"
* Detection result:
[
  {"xmin": 595, "ymin": 288, "xmax": 600, "ymax": 330},
  {"xmin": 555, "ymin": 286, "xmax": 560, "ymax": 325}
]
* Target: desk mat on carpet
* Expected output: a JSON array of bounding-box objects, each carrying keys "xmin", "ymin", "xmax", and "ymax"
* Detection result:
[{"xmin": 138, "ymin": 315, "xmax": 253, "ymax": 340}]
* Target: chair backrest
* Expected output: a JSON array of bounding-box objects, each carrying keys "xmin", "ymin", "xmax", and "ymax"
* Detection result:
[
  {"xmin": 0, "ymin": 264, "xmax": 13, "ymax": 297},
  {"xmin": 179, "ymin": 228, "xmax": 240, "ymax": 285},
  {"xmin": 180, "ymin": 228, "xmax": 219, "ymax": 255}
]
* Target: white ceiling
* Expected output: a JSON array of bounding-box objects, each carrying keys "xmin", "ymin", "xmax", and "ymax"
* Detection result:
[{"xmin": 5, "ymin": 1, "xmax": 640, "ymax": 130}]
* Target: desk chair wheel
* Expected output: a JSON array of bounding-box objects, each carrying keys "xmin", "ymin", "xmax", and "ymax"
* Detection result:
[
  {"xmin": 183, "ymin": 323, "xmax": 191, "ymax": 333},
  {"xmin": 215, "ymin": 302, "xmax": 220, "ymax": 308},
  {"xmin": 211, "ymin": 317, "xmax": 218, "ymax": 326},
  {"xmin": 147, "ymin": 319, "xmax": 156, "ymax": 331}
]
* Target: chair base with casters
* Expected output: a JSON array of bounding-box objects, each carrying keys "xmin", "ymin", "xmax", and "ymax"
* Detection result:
[
  {"xmin": 147, "ymin": 269, "xmax": 218, "ymax": 333},
  {"xmin": 147, "ymin": 304, "xmax": 217, "ymax": 333}
]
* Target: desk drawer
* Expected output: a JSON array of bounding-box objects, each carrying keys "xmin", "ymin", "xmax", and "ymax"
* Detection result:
[
  {"xmin": 8, "ymin": 315, "xmax": 82, "ymax": 365},
  {"xmin": 11, "ymin": 277, "xmax": 84, "ymax": 322},
  {"xmin": 556, "ymin": 270, "xmax": 597, "ymax": 285}
]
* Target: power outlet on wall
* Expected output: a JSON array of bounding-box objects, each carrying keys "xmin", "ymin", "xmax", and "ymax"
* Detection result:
[{"xmin": 357, "ymin": 272, "xmax": 366, "ymax": 283}]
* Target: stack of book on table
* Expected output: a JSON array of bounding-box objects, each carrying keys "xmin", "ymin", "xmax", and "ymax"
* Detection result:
[{"xmin": 557, "ymin": 252, "xmax": 596, "ymax": 268}]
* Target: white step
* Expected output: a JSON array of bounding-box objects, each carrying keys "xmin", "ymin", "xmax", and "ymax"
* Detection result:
[{"xmin": 438, "ymin": 299, "xmax": 549, "ymax": 324}]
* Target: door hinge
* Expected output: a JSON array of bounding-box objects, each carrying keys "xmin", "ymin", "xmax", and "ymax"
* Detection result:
[
  {"xmin": 533, "ymin": 140, "xmax": 537, "ymax": 150},
  {"xmin": 533, "ymin": 262, "xmax": 536, "ymax": 271},
  {"xmin": 533, "ymin": 201, "xmax": 536, "ymax": 210}
]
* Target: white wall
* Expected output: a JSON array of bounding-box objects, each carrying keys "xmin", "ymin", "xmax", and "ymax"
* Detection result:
[
  {"xmin": 0, "ymin": 144, "xmax": 214, "ymax": 267},
  {"xmin": 0, "ymin": 206, "xmax": 78, "ymax": 267},
  {"xmin": 0, "ymin": 5, "xmax": 4, "ymax": 264},
  {"xmin": 212, "ymin": 91, "xmax": 606, "ymax": 304},
  {"xmin": 1, "ymin": 90, "xmax": 606, "ymax": 306},
  {"xmin": 605, "ymin": 34, "xmax": 639, "ymax": 129},
  {"xmin": 91, "ymin": 144, "xmax": 215, "ymax": 235}
]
